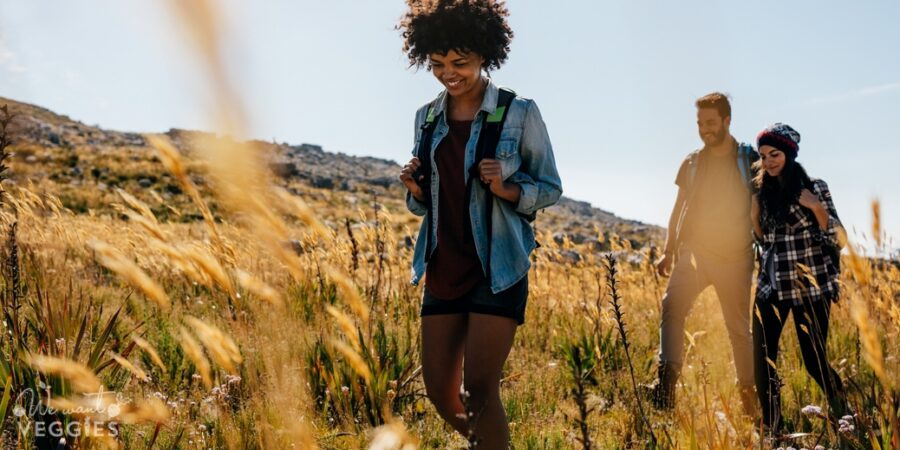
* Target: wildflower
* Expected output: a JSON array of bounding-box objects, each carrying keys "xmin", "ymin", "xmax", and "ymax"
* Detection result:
[
  {"xmin": 838, "ymin": 418, "xmax": 855, "ymax": 433},
  {"xmin": 800, "ymin": 404, "xmax": 823, "ymax": 416}
]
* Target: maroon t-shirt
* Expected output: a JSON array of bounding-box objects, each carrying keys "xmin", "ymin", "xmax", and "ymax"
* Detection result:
[{"xmin": 425, "ymin": 119, "xmax": 485, "ymax": 299}]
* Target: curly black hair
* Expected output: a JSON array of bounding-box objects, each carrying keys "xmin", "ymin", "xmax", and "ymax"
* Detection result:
[{"xmin": 398, "ymin": 0, "xmax": 513, "ymax": 71}]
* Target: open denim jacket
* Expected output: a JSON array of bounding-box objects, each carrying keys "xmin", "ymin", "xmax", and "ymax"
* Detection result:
[{"xmin": 406, "ymin": 79, "xmax": 563, "ymax": 293}]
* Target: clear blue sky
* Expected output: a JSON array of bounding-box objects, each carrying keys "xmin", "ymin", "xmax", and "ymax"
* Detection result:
[{"xmin": 2, "ymin": 1, "xmax": 898, "ymax": 251}]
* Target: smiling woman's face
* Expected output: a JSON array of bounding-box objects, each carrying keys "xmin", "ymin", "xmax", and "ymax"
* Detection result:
[
  {"xmin": 759, "ymin": 145, "xmax": 787, "ymax": 177},
  {"xmin": 429, "ymin": 50, "xmax": 484, "ymax": 98}
]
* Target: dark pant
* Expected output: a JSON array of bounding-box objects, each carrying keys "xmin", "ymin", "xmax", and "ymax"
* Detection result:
[{"xmin": 752, "ymin": 295, "xmax": 845, "ymax": 429}]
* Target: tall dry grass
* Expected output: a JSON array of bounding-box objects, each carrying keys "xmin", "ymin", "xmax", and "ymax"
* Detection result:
[{"xmin": 1, "ymin": 3, "xmax": 898, "ymax": 448}]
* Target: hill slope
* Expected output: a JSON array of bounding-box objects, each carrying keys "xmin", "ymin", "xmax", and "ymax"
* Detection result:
[{"xmin": 0, "ymin": 96, "xmax": 662, "ymax": 248}]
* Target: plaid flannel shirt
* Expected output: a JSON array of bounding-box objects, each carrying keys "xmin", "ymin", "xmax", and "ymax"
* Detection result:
[{"xmin": 756, "ymin": 178, "xmax": 844, "ymax": 305}]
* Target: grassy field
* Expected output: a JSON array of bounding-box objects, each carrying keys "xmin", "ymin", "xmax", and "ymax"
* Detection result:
[
  {"xmin": 0, "ymin": 110, "xmax": 897, "ymax": 449},
  {"xmin": 1, "ymin": 2, "xmax": 897, "ymax": 446}
]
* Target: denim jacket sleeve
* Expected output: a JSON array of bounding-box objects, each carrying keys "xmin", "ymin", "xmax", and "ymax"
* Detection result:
[
  {"xmin": 507, "ymin": 100, "xmax": 563, "ymax": 215},
  {"xmin": 405, "ymin": 107, "xmax": 429, "ymax": 217}
]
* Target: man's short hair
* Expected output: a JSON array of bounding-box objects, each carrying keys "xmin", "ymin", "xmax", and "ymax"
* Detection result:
[{"xmin": 695, "ymin": 92, "xmax": 732, "ymax": 119}]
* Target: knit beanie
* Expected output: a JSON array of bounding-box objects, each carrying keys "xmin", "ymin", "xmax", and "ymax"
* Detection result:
[{"xmin": 757, "ymin": 123, "xmax": 801, "ymax": 159}]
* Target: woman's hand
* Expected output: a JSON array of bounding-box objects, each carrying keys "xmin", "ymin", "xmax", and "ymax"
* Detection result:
[
  {"xmin": 399, "ymin": 157, "xmax": 426, "ymax": 202},
  {"xmin": 798, "ymin": 189, "xmax": 824, "ymax": 212},
  {"xmin": 478, "ymin": 159, "xmax": 521, "ymax": 202},
  {"xmin": 478, "ymin": 159, "xmax": 503, "ymax": 186},
  {"xmin": 799, "ymin": 189, "xmax": 830, "ymax": 230}
]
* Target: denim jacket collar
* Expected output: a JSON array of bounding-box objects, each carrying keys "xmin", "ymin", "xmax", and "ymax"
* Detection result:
[{"xmin": 431, "ymin": 77, "xmax": 500, "ymax": 121}]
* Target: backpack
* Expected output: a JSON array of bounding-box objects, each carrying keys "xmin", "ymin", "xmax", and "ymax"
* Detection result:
[{"xmin": 682, "ymin": 143, "xmax": 758, "ymax": 193}]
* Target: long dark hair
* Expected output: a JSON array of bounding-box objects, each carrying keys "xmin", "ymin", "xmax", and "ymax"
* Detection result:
[{"xmin": 753, "ymin": 156, "xmax": 813, "ymax": 223}]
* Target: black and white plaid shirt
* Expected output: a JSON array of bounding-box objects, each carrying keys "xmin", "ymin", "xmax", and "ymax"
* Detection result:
[{"xmin": 756, "ymin": 178, "xmax": 843, "ymax": 305}]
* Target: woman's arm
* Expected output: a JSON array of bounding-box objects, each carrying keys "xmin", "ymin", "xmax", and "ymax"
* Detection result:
[
  {"xmin": 802, "ymin": 179, "xmax": 845, "ymax": 249},
  {"xmin": 508, "ymin": 100, "xmax": 562, "ymax": 215},
  {"xmin": 404, "ymin": 107, "xmax": 429, "ymax": 217}
]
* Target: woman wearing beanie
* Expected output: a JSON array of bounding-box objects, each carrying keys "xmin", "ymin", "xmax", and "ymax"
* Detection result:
[
  {"xmin": 750, "ymin": 123, "xmax": 848, "ymax": 433},
  {"xmin": 397, "ymin": 0, "xmax": 562, "ymax": 446}
]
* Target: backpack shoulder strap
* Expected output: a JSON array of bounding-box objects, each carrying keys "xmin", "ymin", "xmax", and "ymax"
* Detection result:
[
  {"xmin": 470, "ymin": 88, "xmax": 516, "ymax": 179},
  {"xmin": 466, "ymin": 87, "xmax": 518, "ymax": 279},
  {"xmin": 673, "ymin": 149, "xmax": 702, "ymax": 248},
  {"xmin": 415, "ymin": 99, "xmax": 441, "ymax": 261},
  {"xmin": 479, "ymin": 87, "xmax": 517, "ymax": 160},
  {"xmin": 736, "ymin": 143, "xmax": 758, "ymax": 190},
  {"xmin": 685, "ymin": 149, "xmax": 702, "ymax": 191},
  {"xmin": 414, "ymin": 99, "xmax": 441, "ymax": 204}
]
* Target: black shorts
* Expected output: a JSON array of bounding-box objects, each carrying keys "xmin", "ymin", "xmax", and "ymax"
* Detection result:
[{"xmin": 421, "ymin": 276, "xmax": 529, "ymax": 325}]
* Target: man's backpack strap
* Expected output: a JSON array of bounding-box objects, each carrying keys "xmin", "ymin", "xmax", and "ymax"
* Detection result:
[
  {"xmin": 736, "ymin": 143, "xmax": 759, "ymax": 191},
  {"xmin": 673, "ymin": 149, "xmax": 701, "ymax": 249}
]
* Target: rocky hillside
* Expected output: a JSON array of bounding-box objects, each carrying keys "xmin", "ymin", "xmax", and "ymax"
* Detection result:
[{"xmin": 0, "ymin": 96, "xmax": 662, "ymax": 248}]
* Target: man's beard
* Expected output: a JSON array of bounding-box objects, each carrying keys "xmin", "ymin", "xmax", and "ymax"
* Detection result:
[{"xmin": 703, "ymin": 129, "xmax": 727, "ymax": 146}]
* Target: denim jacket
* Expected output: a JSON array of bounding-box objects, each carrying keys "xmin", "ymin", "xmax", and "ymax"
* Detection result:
[{"xmin": 406, "ymin": 79, "xmax": 563, "ymax": 293}]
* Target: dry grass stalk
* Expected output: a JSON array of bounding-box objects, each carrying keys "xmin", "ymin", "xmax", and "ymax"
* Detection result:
[
  {"xmin": 115, "ymin": 397, "xmax": 171, "ymax": 424},
  {"xmin": 330, "ymin": 339, "xmax": 372, "ymax": 383},
  {"xmin": 110, "ymin": 353, "xmax": 150, "ymax": 383},
  {"xmin": 368, "ymin": 420, "xmax": 419, "ymax": 450},
  {"xmin": 150, "ymin": 240, "xmax": 210, "ymax": 285},
  {"xmin": 87, "ymin": 239, "xmax": 171, "ymax": 311},
  {"xmin": 116, "ymin": 188, "xmax": 158, "ymax": 224},
  {"xmin": 184, "ymin": 316, "xmax": 243, "ymax": 374},
  {"xmin": 146, "ymin": 134, "xmax": 231, "ymax": 261},
  {"xmin": 325, "ymin": 305, "xmax": 362, "ymax": 352},
  {"xmin": 132, "ymin": 336, "xmax": 167, "ymax": 373},
  {"xmin": 850, "ymin": 293, "xmax": 889, "ymax": 387},
  {"xmin": 234, "ymin": 268, "xmax": 284, "ymax": 308},
  {"xmin": 273, "ymin": 187, "xmax": 329, "ymax": 238},
  {"xmin": 27, "ymin": 354, "xmax": 103, "ymax": 393},
  {"xmin": 181, "ymin": 244, "xmax": 235, "ymax": 296},
  {"xmin": 872, "ymin": 199, "xmax": 882, "ymax": 249},
  {"xmin": 118, "ymin": 208, "xmax": 168, "ymax": 242},
  {"xmin": 178, "ymin": 326, "xmax": 213, "ymax": 390},
  {"xmin": 324, "ymin": 265, "xmax": 370, "ymax": 324}
]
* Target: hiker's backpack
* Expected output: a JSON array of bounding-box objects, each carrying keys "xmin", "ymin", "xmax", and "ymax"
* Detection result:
[
  {"xmin": 682, "ymin": 143, "xmax": 758, "ymax": 193},
  {"xmin": 413, "ymin": 87, "xmax": 518, "ymax": 280}
]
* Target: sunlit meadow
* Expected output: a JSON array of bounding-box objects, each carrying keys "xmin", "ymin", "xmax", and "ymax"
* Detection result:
[{"xmin": 0, "ymin": 2, "xmax": 897, "ymax": 449}]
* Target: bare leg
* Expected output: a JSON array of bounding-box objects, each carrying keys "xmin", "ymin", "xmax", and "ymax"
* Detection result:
[
  {"xmin": 421, "ymin": 314, "xmax": 469, "ymax": 434},
  {"xmin": 463, "ymin": 313, "xmax": 519, "ymax": 450}
]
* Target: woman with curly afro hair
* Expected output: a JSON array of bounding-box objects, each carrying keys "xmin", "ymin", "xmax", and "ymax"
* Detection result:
[{"xmin": 398, "ymin": 0, "xmax": 562, "ymax": 446}]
